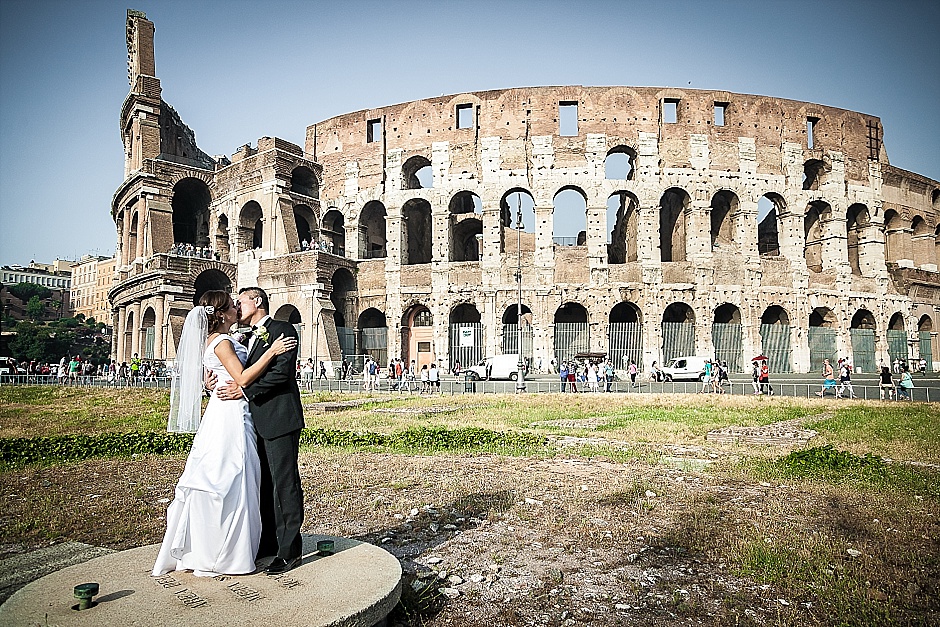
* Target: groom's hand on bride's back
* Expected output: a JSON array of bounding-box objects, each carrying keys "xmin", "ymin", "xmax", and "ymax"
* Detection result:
[
  {"xmin": 205, "ymin": 370, "xmax": 218, "ymax": 391},
  {"xmin": 215, "ymin": 379, "xmax": 245, "ymax": 400}
]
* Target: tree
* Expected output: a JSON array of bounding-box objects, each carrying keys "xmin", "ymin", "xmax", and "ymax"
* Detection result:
[
  {"xmin": 8, "ymin": 282, "xmax": 51, "ymax": 302},
  {"xmin": 26, "ymin": 296, "xmax": 45, "ymax": 320},
  {"xmin": 9, "ymin": 321, "xmax": 73, "ymax": 363}
]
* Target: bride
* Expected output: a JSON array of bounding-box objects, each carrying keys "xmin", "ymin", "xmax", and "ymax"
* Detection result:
[{"xmin": 152, "ymin": 290, "xmax": 296, "ymax": 577}]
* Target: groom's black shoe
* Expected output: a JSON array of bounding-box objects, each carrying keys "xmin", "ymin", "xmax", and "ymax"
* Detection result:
[{"xmin": 265, "ymin": 556, "xmax": 301, "ymax": 575}]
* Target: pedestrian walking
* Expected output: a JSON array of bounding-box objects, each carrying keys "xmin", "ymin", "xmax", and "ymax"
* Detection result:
[
  {"xmin": 559, "ymin": 362, "xmax": 568, "ymax": 392},
  {"xmin": 628, "ymin": 360, "xmax": 637, "ymax": 387},
  {"xmin": 751, "ymin": 360, "xmax": 761, "ymax": 395},
  {"xmin": 815, "ymin": 358, "xmax": 836, "ymax": 397},
  {"xmin": 759, "ymin": 360, "xmax": 773, "ymax": 396},
  {"xmin": 896, "ymin": 368, "xmax": 914, "ymax": 400},
  {"xmin": 836, "ymin": 360, "xmax": 857, "ymax": 399}
]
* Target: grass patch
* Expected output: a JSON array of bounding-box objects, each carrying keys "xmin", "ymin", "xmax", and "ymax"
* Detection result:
[{"xmin": 806, "ymin": 404, "xmax": 940, "ymax": 463}]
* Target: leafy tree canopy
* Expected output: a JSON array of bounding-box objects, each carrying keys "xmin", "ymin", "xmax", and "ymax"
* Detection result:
[{"xmin": 7, "ymin": 282, "xmax": 52, "ymax": 302}]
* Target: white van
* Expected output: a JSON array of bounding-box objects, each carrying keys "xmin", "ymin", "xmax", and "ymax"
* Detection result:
[
  {"xmin": 661, "ymin": 356, "xmax": 709, "ymax": 381},
  {"xmin": 467, "ymin": 354, "xmax": 527, "ymax": 381}
]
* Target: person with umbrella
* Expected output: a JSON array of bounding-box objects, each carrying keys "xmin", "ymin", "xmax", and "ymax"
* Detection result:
[{"xmin": 750, "ymin": 356, "xmax": 766, "ymax": 395}]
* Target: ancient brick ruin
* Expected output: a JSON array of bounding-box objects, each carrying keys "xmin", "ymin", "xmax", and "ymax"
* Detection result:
[{"xmin": 110, "ymin": 10, "xmax": 939, "ymax": 374}]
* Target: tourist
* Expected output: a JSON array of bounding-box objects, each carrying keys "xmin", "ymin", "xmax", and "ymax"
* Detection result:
[
  {"xmin": 429, "ymin": 362, "xmax": 441, "ymax": 394},
  {"xmin": 362, "ymin": 357, "xmax": 372, "ymax": 391},
  {"xmin": 587, "ymin": 362, "xmax": 599, "ymax": 393},
  {"xmin": 751, "ymin": 360, "xmax": 761, "ymax": 395},
  {"xmin": 896, "ymin": 367, "xmax": 914, "ymax": 400},
  {"xmin": 879, "ymin": 366, "xmax": 895, "ymax": 400},
  {"xmin": 420, "ymin": 364, "xmax": 430, "ymax": 394},
  {"xmin": 559, "ymin": 361, "xmax": 568, "ymax": 392},
  {"xmin": 604, "ymin": 360, "xmax": 615, "ymax": 393},
  {"xmin": 920, "ymin": 357, "xmax": 928, "ymax": 375},
  {"xmin": 836, "ymin": 359, "xmax": 857, "ymax": 399},
  {"xmin": 700, "ymin": 359, "xmax": 713, "ymax": 393},
  {"xmin": 628, "ymin": 360, "xmax": 637, "ymax": 387},
  {"xmin": 301, "ymin": 359, "xmax": 314, "ymax": 386},
  {"xmin": 759, "ymin": 360, "xmax": 773, "ymax": 396},
  {"xmin": 815, "ymin": 358, "xmax": 836, "ymax": 397}
]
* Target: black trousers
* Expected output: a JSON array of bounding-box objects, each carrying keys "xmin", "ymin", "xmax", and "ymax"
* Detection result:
[{"xmin": 257, "ymin": 429, "xmax": 304, "ymax": 561}]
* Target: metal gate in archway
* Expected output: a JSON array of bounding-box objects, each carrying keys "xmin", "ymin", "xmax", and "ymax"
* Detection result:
[
  {"xmin": 886, "ymin": 329, "xmax": 908, "ymax": 369},
  {"xmin": 808, "ymin": 327, "xmax": 837, "ymax": 373},
  {"xmin": 850, "ymin": 328, "xmax": 876, "ymax": 373},
  {"xmin": 760, "ymin": 324, "xmax": 793, "ymax": 373},
  {"xmin": 554, "ymin": 323, "xmax": 589, "ymax": 363},
  {"xmin": 662, "ymin": 322, "xmax": 695, "ymax": 362},
  {"xmin": 608, "ymin": 322, "xmax": 643, "ymax": 370},
  {"xmin": 337, "ymin": 326, "xmax": 356, "ymax": 359},
  {"xmin": 449, "ymin": 323, "xmax": 484, "ymax": 371},
  {"xmin": 359, "ymin": 327, "xmax": 388, "ymax": 369},
  {"xmin": 711, "ymin": 323, "xmax": 742, "ymax": 372},
  {"xmin": 921, "ymin": 332, "xmax": 934, "ymax": 372},
  {"xmin": 501, "ymin": 324, "xmax": 533, "ymax": 362}
]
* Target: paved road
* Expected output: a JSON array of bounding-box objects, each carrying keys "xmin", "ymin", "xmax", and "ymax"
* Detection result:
[{"xmin": 2, "ymin": 372, "xmax": 936, "ymax": 401}]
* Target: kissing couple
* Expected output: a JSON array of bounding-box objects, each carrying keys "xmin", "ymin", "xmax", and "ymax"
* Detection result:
[{"xmin": 152, "ymin": 287, "xmax": 306, "ymax": 577}]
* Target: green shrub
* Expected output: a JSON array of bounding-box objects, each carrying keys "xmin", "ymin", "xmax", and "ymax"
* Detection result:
[{"xmin": 776, "ymin": 445, "xmax": 886, "ymax": 480}]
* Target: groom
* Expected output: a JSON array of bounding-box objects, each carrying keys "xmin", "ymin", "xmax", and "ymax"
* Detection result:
[{"xmin": 217, "ymin": 287, "xmax": 305, "ymax": 574}]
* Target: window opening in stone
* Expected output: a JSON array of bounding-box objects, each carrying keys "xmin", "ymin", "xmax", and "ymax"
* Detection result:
[
  {"xmin": 846, "ymin": 203, "xmax": 870, "ymax": 276},
  {"xmin": 359, "ymin": 201, "xmax": 387, "ymax": 259},
  {"xmin": 449, "ymin": 192, "xmax": 483, "ymax": 262},
  {"xmin": 804, "ymin": 201, "xmax": 830, "ymax": 273},
  {"xmin": 402, "ymin": 155, "xmax": 432, "ymax": 189},
  {"xmin": 294, "ymin": 207, "xmax": 313, "ymax": 251},
  {"xmin": 662, "ymin": 99, "xmax": 679, "ymax": 124},
  {"xmin": 413, "ymin": 308, "xmax": 433, "ymax": 326},
  {"xmin": 757, "ymin": 194, "xmax": 782, "ymax": 256},
  {"xmin": 661, "ymin": 302, "xmax": 695, "ymax": 362},
  {"xmin": 321, "ymin": 209, "xmax": 346, "ymax": 256},
  {"xmin": 366, "ymin": 118, "xmax": 382, "ymax": 143},
  {"xmin": 192, "ymin": 269, "xmax": 232, "ymax": 306},
  {"xmin": 710, "ymin": 190, "xmax": 739, "ymax": 251},
  {"xmin": 802, "ymin": 159, "xmax": 827, "ymax": 190},
  {"xmin": 402, "ymin": 198, "xmax": 432, "ymax": 265},
  {"xmin": 358, "ymin": 307, "xmax": 388, "ymax": 368},
  {"xmin": 330, "ymin": 268, "xmax": 357, "ymax": 335},
  {"xmin": 274, "ymin": 304, "xmax": 302, "ymax": 325},
  {"xmin": 807, "ymin": 117, "xmax": 818, "ymax": 149},
  {"xmin": 559, "ymin": 101, "xmax": 578, "ymax": 136},
  {"xmin": 171, "ymin": 177, "xmax": 212, "ymax": 245},
  {"xmin": 714, "ymin": 102, "xmax": 727, "ymax": 126},
  {"xmin": 290, "ymin": 166, "xmax": 318, "ymax": 197},
  {"xmin": 456, "ymin": 103, "xmax": 474, "ymax": 129},
  {"xmin": 499, "ymin": 189, "xmax": 536, "ymax": 256},
  {"xmin": 607, "ymin": 191, "xmax": 638, "ymax": 264},
  {"xmin": 238, "ymin": 200, "xmax": 264, "ymax": 252},
  {"xmin": 659, "ymin": 187, "xmax": 690, "ymax": 262},
  {"xmin": 215, "ymin": 215, "xmax": 230, "ymax": 262},
  {"xmin": 553, "ymin": 187, "xmax": 587, "ymax": 246},
  {"xmin": 883, "ymin": 209, "xmax": 903, "ymax": 264},
  {"xmin": 604, "ymin": 146, "xmax": 635, "ymax": 180}
]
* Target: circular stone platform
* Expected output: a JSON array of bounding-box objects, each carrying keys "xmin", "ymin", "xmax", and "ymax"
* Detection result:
[{"xmin": 0, "ymin": 534, "xmax": 401, "ymax": 627}]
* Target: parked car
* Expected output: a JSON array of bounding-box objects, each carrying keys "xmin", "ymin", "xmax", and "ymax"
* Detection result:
[
  {"xmin": 466, "ymin": 354, "xmax": 528, "ymax": 381},
  {"xmin": 661, "ymin": 356, "xmax": 709, "ymax": 381}
]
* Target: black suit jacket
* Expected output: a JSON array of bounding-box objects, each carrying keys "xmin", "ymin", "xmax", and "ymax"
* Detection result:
[{"xmin": 243, "ymin": 318, "xmax": 304, "ymax": 439}]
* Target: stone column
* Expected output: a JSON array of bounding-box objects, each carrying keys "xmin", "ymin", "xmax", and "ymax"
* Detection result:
[
  {"xmin": 129, "ymin": 303, "xmax": 141, "ymax": 358},
  {"xmin": 153, "ymin": 295, "xmax": 165, "ymax": 359},
  {"xmin": 115, "ymin": 307, "xmax": 126, "ymax": 362},
  {"xmin": 533, "ymin": 205, "xmax": 554, "ymax": 284},
  {"xmin": 586, "ymin": 204, "xmax": 607, "ymax": 281}
]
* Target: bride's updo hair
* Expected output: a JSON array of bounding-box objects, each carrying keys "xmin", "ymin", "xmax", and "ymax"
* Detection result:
[{"xmin": 198, "ymin": 290, "xmax": 232, "ymax": 333}]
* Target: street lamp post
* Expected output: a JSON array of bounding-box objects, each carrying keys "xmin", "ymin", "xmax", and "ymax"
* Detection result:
[{"xmin": 515, "ymin": 198, "xmax": 526, "ymax": 393}]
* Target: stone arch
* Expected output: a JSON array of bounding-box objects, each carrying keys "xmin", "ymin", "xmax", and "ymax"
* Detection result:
[
  {"xmin": 710, "ymin": 190, "xmax": 740, "ymax": 251},
  {"xmin": 192, "ymin": 269, "xmax": 232, "ymax": 305},
  {"xmin": 808, "ymin": 306, "xmax": 837, "ymax": 371},
  {"xmin": 919, "ymin": 314, "xmax": 933, "ymax": 332},
  {"xmin": 605, "ymin": 146, "xmax": 636, "ymax": 180},
  {"xmin": 358, "ymin": 307, "xmax": 388, "ymax": 368},
  {"xmin": 850, "ymin": 308, "xmax": 877, "ymax": 372},
  {"xmin": 499, "ymin": 188, "xmax": 536, "ymax": 255},
  {"xmin": 359, "ymin": 201, "xmax": 387, "ymax": 259},
  {"xmin": 214, "ymin": 214, "xmax": 230, "ymax": 261},
  {"xmin": 238, "ymin": 201, "xmax": 264, "ymax": 251},
  {"xmin": 449, "ymin": 302, "xmax": 483, "ymax": 370},
  {"xmin": 804, "ymin": 200, "xmax": 831, "ymax": 273},
  {"xmin": 759, "ymin": 305, "xmax": 792, "ymax": 373},
  {"xmin": 402, "ymin": 155, "xmax": 432, "ymax": 190},
  {"xmin": 449, "ymin": 302, "xmax": 481, "ymax": 324},
  {"xmin": 912, "ymin": 215, "xmax": 933, "ymax": 268},
  {"xmin": 608, "ymin": 301, "xmax": 643, "ymax": 369},
  {"xmin": 553, "ymin": 302, "xmax": 589, "ymax": 363},
  {"xmin": 322, "ymin": 209, "xmax": 346, "ymax": 256},
  {"xmin": 662, "ymin": 302, "xmax": 695, "ymax": 361},
  {"xmin": 802, "ymin": 159, "xmax": 829, "ymax": 191},
  {"xmin": 607, "ymin": 191, "xmax": 639, "ymax": 264},
  {"xmin": 290, "ymin": 165, "xmax": 318, "ymax": 198},
  {"xmin": 172, "ymin": 177, "xmax": 212, "ymax": 245},
  {"xmin": 359, "ymin": 307, "xmax": 387, "ymax": 328},
  {"xmin": 331, "ymin": 268, "xmax": 357, "ymax": 329},
  {"xmin": 274, "ymin": 304, "xmax": 302, "ymax": 325},
  {"xmin": 402, "ymin": 198, "xmax": 432, "ymax": 265},
  {"xmin": 712, "ymin": 303, "xmax": 742, "ymax": 371},
  {"xmin": 883, "ymin": 209, "xmax": 906, "ymax": 264},
  {"xmin": 553, "ymin": 186, "xmax": 588, "ymax": 246},
  {"xmin": 401, "ymin": 304, "xmax": 433, "ymax": 368},
  {"xmin": 659, "ymin": 187, "xmax": 690, "ymax": 262},
  {"xmin": 129, "ymin": 211, "xmax": 139, "ymax": 260},
  {"xmin": 846, "ymin": 203, "xmax": 871, "ymax": 276},
  {"xmin": 449, "ymin": 192, "xmax": 483, "ymax": 262},
  {"xmin": 501, "ymin": 303, "xmax": 533, "ymax": 360},
  {"xmin": 758, "ymin": 193, "xmax": 784, "ymax": 256}
]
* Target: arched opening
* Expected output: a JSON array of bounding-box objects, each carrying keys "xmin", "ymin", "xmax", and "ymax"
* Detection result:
[
  {"xmin": 294, "ymin": 206, "xmax": 315, "ymax": 251},
  {"xmin": 804, "ymin": 201, "xmax": 830, "ymax": 273},
  {"xmin": 802, "ymin": 159, "xmax": 828, "ymax": 191},
  {"xmin": 502, "ymin": 304, "xmax": 533, "ymax": 362},
  {"xmin": 141, "ymin": 307, "xmax": 156, "ymax": 359},
  {"xmin": 402, "ymin": 155, "xmax": 432, "ymax": 189},
  {"xmin": 129, "ymin": 212, "xmax": 139, "ymax": 260},
  {"xmin": 172, "ymin": 177, "xmax": 212, "ymax": 245},
  {"xmin": 238, "ymin": 201, "xmax": 264, "ymax": 252},
  {"xmin": 215, "ymin": 214, "xmax": 230, "ymax": 261},
  {"xmin": 402, "ymin": 199, "xmax": 432, "ymax": 265},
  {"xmin": 886, "ymin": 312, "xmax": 908, "ymax": 369},
  {"xmin": 912, "ymin": 216, "xmax": 933, "ymax": 268},
  {"xmin": 808, "ymin": 307, "xmax": 837, "ymax": 372},
  {"xmin": 662, "ymin": 302, "xmax": 695, "ymax": 361},
  {"xmin": 449, "ymin": 192, "xmax": 483, "ymax": 262},
  {"xmin": 332, "ymin": 268, "xmax": 357, "ymax": 358},
  {"xmin": 449, "ymin": 303, "xmax": 483, "ymax": 371},
  {"xmin": 553, "ymin": 187, "xmax": 588, "ymax": 247},
  {"xmin": 553, "ymin": 302, "xmax": 589, "ymax": 363},
  {"xmin": 605, "ymin": 146, "xmax": 636, "ymax": 180},
  {"xmin": 846, "ymin": 203, "xmax": 871, "ymax": 276},
  {"xmin": 274, "ymin": 304, "xmax": 302, "ymax": 324},
  {"xmin": 850, "ymin": 309, "xmax": 877, "ymax": 373},
  {"xmin": 192, "ymin": 269, "xmax": 232, "ymax": 306},
  {"xmin": 358, "ymin": 307, "xmax": 388, "ymax": 368},
  {"xmin": 659, "ymin": 188, "xmax": 690, "ymax": 262},
  {"xmin": 919, "ymin": 314, "xmax": 934, "ymax": 372},
  {"xmin": 883, "ymin": 209, "xmax": 905, "ymax": 264},
  {"xmin": 608, "ymin": 302, "xmax": 642, "ymax": 370},
  {"xmin": 710, "ymin": 191, "xmax": 740, "ymax": 251},
  {"xmin": 290, "ymin": 166, "xmax": 318, "ymax": 198},
  {"xmin": 321, "ymin": 209, "xmax": 346, "ymax": 256},
  {"xmin": 500, "ymin": 189, "xmax": 536, "ymax": 255},
  {"xmin": 359, "ymin": 201, "xmax": 387, "ymax": 259},
  {"xmin": 712, "ymin": 303, "xmax": 742, "ymax": 372},
  {"xmin": 124, "ymin": 309, "xmax": 135, "ymax": 362},
  {"xmin": 758, "ymin": 194, "xmax": 783, "ymax": 257},
  {"xmin": 759, "ymin": 305, "xmax": 793, "ymax": 373},
  {"xmin": 607, "ymin": 191, "xmax": 639, "ymax": 264},
  {"xmin": 401, "ymin": 305, "xmax": 433, "ymax": 369}
]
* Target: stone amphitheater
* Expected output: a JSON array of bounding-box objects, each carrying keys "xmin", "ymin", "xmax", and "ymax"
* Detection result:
[{"xmin": 109, "ymin": 10, "xmax": 939, "ymax": 375}]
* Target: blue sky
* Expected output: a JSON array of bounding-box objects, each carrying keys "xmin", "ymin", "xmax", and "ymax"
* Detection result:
[{"xmin": 1, "ymin": 0, "xmax": 937, "ymax": 265}]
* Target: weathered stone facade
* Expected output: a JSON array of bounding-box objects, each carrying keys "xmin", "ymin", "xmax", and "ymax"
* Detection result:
[{"xmin": 110, "ymin": 10, "xmax": 940, "ymax": 373}]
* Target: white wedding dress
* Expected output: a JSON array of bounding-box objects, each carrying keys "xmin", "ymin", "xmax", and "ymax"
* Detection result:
[{"xmin": 152, "ymin": 335, "xmax": 261, "ymax": 577}]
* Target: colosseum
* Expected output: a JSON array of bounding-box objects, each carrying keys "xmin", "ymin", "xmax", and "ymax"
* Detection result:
[{"xmin": 110, "ymin": 10, "xmax": 940, "ymax": 375}]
